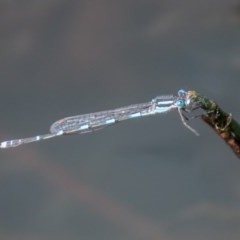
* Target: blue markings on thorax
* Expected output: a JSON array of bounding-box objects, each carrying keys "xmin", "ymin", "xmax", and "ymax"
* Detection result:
[{"xmin": 152, "ymin": 96, "xmax": 175, "ymax": 113}]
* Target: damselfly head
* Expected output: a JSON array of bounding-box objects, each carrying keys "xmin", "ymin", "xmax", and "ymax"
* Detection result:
[
  {"xmin": 175, "ymin": 99, "xmax": 185, "ymax": 108},
  {"xmin": 178, "ymin": 89, "xmax": 187, "ymax": 97}
]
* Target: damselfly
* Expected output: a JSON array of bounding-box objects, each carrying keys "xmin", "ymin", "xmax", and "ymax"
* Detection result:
[{"xmin": 0, "ymin": 89, "xmax": 199, "ymax": 148}]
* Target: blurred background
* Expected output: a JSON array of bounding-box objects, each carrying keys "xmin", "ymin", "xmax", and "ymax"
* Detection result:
[{"xmin": 0, "ymin": 1, "xmax": 240, "ymax": 239}]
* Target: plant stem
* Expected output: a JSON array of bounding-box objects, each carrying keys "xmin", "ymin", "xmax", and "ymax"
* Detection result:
[{"xmin": 187, "ymin": 91, "xmax": 240, "ymax": 158}]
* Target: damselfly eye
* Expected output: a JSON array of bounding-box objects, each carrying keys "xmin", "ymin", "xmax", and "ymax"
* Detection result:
[
  {"xmin": 175, "ymin": 99, "xmax": 185, "ymax": 107},
  {"xmin": 178, "ymin": 89, "xmax": 187, "ymax": 96}
]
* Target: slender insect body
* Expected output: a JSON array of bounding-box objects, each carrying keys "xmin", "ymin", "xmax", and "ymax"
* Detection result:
[{"xmin": 0, "ymin": 90, "xmax": 199, "ymax": 149}]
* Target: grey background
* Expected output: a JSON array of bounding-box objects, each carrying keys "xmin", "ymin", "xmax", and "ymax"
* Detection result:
[{"xmin": 1, "ymin": 1, "xmax": 240, "ymax": 239}]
